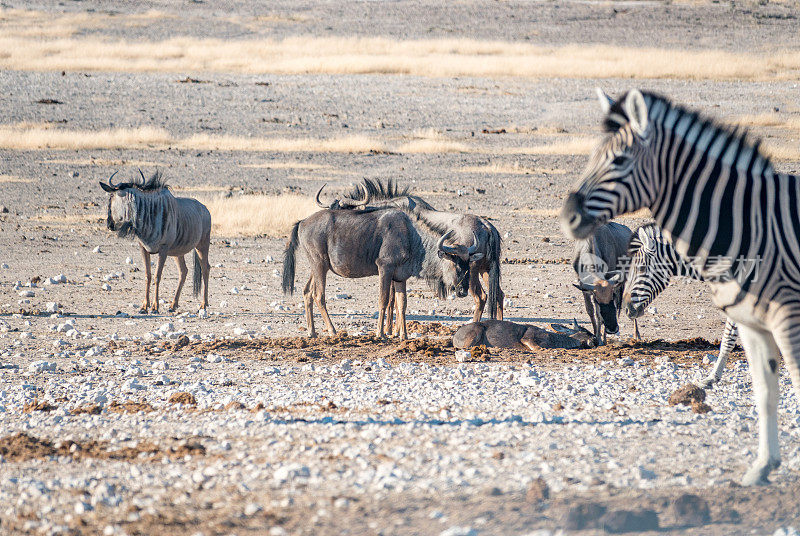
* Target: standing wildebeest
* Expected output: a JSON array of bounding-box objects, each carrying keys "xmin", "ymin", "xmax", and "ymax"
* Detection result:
[
  {"xmin": 100, "ymin": 170, "xmax": 211, "ymax": 313},
  {"xmin": 319, "ymin": 179, "xmax": 504, "ymax": 323},
  {"xmin": 571, "ymin": 221, "xmax": 634, "ymax": 345},
  {"xmin": 282, "ymin": 204, "xmax": 476, "ymax": 340}
]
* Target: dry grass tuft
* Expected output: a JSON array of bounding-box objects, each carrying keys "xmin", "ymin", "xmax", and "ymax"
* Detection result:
[
  {"xmin": 0, "ymin": 174, "xmax": 32, "ymax": 183},
  {"xmin": 41, "ymin": 158, "xmax": 168, "ymax": 168},
  {"xmin": 503, "ymin": 137, "xmax": 598, "ymax": 156},
  {"xmin": 179, "ymin": 133, "xmax": 387, "ymax": 153},
  {"xmin": 201, "ymin": 194, "xmax": 318, "ymax": 237}
]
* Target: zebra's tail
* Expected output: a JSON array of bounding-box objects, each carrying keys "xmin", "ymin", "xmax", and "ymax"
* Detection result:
[
  {"xmin": 485, "ymin": 220, "xmax": 502, "ymax": 320},
  {"xmin": 192, "ymin": 251, "xmax": 202, "ymax": 298},
  {"xmin": 282, "ymin": 221, "xmax": 301, "ymax": 296}
]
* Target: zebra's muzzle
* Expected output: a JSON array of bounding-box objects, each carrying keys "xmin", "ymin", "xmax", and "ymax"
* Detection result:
[{"xmin": 560, "ymin": 192, "xmax": 598, "ymax": 240}]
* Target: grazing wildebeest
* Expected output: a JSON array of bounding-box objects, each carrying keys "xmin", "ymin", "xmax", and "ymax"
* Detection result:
[
  {"xmin": 453, "ymin": 319, "xmax": 595, "ymax": 350},
  {"xmin": 323, "ymin": 179, "xmax": 504, "ymax": 323},
  {"xmin": 100, "ymin": 170, "xmax": 211, "ymax": 313},
  {"xmin": 282, "ymin": 205, "xmax": 477, "ymax": 339},
  {"xmin": 623, "ymin": 222, "xmax": 740, "ymax": 387},
  {"xmin": 571, "ymin": 221, "xmax": 634, "ymax": 345},
  {"xmin": 561, "ymin": 88, "xmax": 800, "ymax": 484}
]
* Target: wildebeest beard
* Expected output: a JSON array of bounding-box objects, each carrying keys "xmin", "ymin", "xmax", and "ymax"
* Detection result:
[{"xmin": 115, "ymin": 221, "xmax": 135, "ymax": 238}]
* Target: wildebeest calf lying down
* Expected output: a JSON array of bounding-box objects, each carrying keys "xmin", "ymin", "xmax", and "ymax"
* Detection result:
[
  {"xmin": 453, "ymin": 319, "xmax": 595, "ymax": 350},
  {"xmin": 283, "ymin": 203, "xmax": 477, "ymax": 339}
]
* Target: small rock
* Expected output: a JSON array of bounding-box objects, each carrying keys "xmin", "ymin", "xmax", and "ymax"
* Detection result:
[
  {"xmin": 526, "ymin": 477, "xmax": 550, "ymax": 502},
  {"xmin": 439, "ymin": 527, "xmax": 478, "ymax": 536},
  {"xmin": 691, "ymin": 400, "xmax": 712, "ymax": 414},
  {"xmin": 0, "ymin": 205, "xmax": 8, "ymax": 213},
  {"xmin": 244, "ymin": 503, "xmax": 262, "ymax": 516},
  {"xmin": 92, "ymin": 246, "xmax": 102, "ymax": 253},
  {"xmin": 668, "ymin": 383, "xmax": 705, "ymax": 407},
  {"xmin": 168, "ymin": 392, "xmax": 197, "ymax": 405},
  {"xmin": 668, "ymin": 494, "xmax": 710, "ymax": 527},
  {"xmin": 599, "ymin": 509, "xmax": 659, "ymax": 533}
]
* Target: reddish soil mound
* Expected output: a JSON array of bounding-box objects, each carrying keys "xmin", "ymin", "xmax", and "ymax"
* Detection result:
[
  {"xmin": 107, "ymin": 400, "xmax": 156, "ymax": 413},
  {"xmin": 168, "ymin": 392, "xmax": 197, "ymax": 405}
]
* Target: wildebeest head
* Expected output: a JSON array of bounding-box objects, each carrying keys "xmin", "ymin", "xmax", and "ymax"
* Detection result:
[
  {"xmin": 99, "ymin": 171, "xmax": 136, "ymax": 238},
  {"xmin": 574, "ymin": 271, "xmax": 623, "ymax": 334},
  {"xmin": 437, "ymin": 231, "xmax": 484, "ymax": 298}
]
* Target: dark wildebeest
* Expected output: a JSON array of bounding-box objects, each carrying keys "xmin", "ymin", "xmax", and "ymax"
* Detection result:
[
  {"xmin": 282, "ymin": 203, "xmax": 478, "ymax": 339},
  {"xmin": 318, "ymin": 179, "xmax": 503, "ymax": 324},
  {"xmin": 100, "ymin": 170, "xmax": 211, "ymax": 313},
  {"xmin": 571, "ymin": 221, "xmax": 633, "ymax": 345},
  {"xmin": 453, "ymin": 319, "xmax": 595, "ymax": 350}
]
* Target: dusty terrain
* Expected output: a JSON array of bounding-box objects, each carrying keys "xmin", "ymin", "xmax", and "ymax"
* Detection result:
[{"xmin": 2, "ymin": 1, "xmax": 800, "ymax": 535}]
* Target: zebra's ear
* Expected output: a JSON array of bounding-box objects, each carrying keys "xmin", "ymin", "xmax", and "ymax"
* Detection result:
[
  {"xmin": 624, "ymin": 90, "xmax": 649, "ymax": 136},
  {"xmin": 596, "ymin": 87, "xmax": 613, "ymax": 114},
  {"xmin": 638, "ymin": 227, "xmax": 654, "ymax": 250}
]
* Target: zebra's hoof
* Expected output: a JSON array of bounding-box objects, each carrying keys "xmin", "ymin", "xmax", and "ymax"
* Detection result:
[{"xmin": 741, "ymin": 459, "xmax": 780, "ymax": 486}]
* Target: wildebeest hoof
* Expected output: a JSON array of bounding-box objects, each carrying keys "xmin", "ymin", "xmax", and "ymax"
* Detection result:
[
  {"xmin": 168, "ymin": 306, "xmax": 177, "ymax": 313},
  {"xmin": 139, "ymin": 306, "xmax": 149, "ymax": 315},
  {"xmin": 700, "ymin": 377, "xmax": 717, "ymax": 389}
]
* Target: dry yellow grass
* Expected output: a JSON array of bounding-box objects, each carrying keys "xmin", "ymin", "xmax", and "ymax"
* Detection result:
[
  {"xmin": 0, "ymin": 174, "xmax": 32, "ymax": 183},
  {"xmin": 761, "ymin": 142, "xmax": 800, "ymax": 163},
  {"xmin": 0, "ymin": 125, "xmax": 171, "ymax": 150},
  {"xmin": 238, "ymin": 162, "xmax": 331, "ymax": 170},
  {"xmin": 41, "ymin": 158, "xmax": 168, "ymax": 167},
  {"xmin": 503, "ymin": 137, "xmax": 598, "ymax": 156},
  {"xmin": 0, "ymin": 26, "xmax": 798, "ymax": 80},
  {"xmin": 458, "ymin": 163, "xmax": 566, "ymax": 175},
  {"xmin": 201, "ymin": 194, "xmax": 318, "ymax": 237},
  {"xmin": 178, "ymin": 133, "xmax": 387, "ymax": 153}
]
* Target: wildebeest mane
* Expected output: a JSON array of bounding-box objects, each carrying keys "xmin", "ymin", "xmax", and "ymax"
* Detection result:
[
  {"xmin": 346, "ymin": 178, "xmax": 410, "ymax": 202},
  {"xmin": 115, "ymin": 170, "xmax": 170, "ymax": 192}
]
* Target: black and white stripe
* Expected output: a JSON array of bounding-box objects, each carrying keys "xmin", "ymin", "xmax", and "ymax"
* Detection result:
[
  {"xmin": 623, "ymin": 223, "xmax": 739, "ymax": 387},
  {"xmin": 561, "ymin": 89, "xmax": 800, "ymax": 486}
]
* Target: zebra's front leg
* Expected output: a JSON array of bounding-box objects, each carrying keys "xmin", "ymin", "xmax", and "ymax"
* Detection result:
[
  {"xmin": 139, "ymin": 247, "xmax": 152, "ymax": 314},
  {"xmin": 738, "ymin": 324, "xmax": 781, "ymax": 486},
  {"xmin": 170, "ymin": 255, "xmax": 188, "ymax": 313},
  {"xmin": 633, "ymin": 318, "xmax": 641, "ymax": 340},
  {"xmin": 151, "ymin": 252, "xmax": 168, "ymax": 314},
  {"xmin": 702, "ymin": 319, "xmax": 738, "ymax": 388}
]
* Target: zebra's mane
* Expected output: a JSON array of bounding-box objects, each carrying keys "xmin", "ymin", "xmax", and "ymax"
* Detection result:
[
  {"xmin": 626, "ymin": 221, "xmax": 659, "ymax": 257},
  {"xmin": 604, "ymin": 91, "xmax": 774, "ymax": 174},
  {"xmin": 345, "ymin": 178, "xmax": 410, "ymax": 201},
  {"xmin": 116, "ymin": 170, "xmax": 170, "ymax": 193}
]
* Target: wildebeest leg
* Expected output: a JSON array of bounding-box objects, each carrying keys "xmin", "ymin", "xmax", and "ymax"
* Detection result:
[
  {"xmin": 303, "ymin": 276, "xmax": 316, "ymax": 338},
  {"xmin": 196, "ymin": 239, "xmax": 211, "ymax": 310},
  {"xmin": 170, "ymin": 256, "xmax": 188, "ymax": 313},
  {"xmin": 633, "ymin": 318, "xmax": 641, "ymax": 340},
  {"xmin": 151, "ymin": 252, "xmax": 168, "ymax": 314},
  {"xmin": 583, "ymin": 292, "xmax": 600, "ymax": 345},
  {"xmin": 385, "ymin": 285, "xmax": 395, "ymax": 337},
  {"xmin": 481, "ymin": 272, "xmax": 504, "ymax": 320},
  {"xmin": 519, "ymin": 328, "xmax": 540, "ymax": 352},
  {"xmin": 394, "ymin": 280, "xmax": 408, "ymax": 340},
  {"xmin": 375, "ymin": 268, "xmax": 393, "ymax": 338},
  {"xmin": 139, "ymin": 247, "xmax": 152, "ymax": 314},
  {"xmin": 471, "ymin": 269, "xmax": 486, "ymax": 322},
  {"xmin": 313, "ymin": 268, "xmax": 336, "ymax": 336}
]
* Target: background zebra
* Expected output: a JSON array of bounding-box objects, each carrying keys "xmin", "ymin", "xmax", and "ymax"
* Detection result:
[
  {"xmin": 623, "ymin": 223, "xmax": 739, "ymax": 387},
  {"xmin": 100, "ymin": 171, "xmax": 212, "ymax": 314},
  {"xmin": 560, "ymin": 88, "xmax": 800, "ymax": 486}
]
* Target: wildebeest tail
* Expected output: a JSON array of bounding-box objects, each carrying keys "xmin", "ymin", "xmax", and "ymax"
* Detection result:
[
  {"xmin": 486, "ymin": 220, "xmax": 502, "ymax": 319},
  {"xmin": 193, "ymin": 251, "xmax": 202, "ymax": 298},
  {"xmin": 282, "ymin": 221, "xmax": 301, "ymax": 295}
]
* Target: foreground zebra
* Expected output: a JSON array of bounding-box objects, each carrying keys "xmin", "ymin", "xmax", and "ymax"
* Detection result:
[
  {"xmin": 561, "ymin": 88, "xmax": 800, "ymax": 485},
  {"xmin": 623, "ymin": 223, "xmax": 739, "ymax": 387},
  {"xmin": 100, "ymin": 171, "xmax": 211, "ymax": 313}
]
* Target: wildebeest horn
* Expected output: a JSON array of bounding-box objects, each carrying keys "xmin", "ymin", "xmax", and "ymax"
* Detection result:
[
  {"xmin": 137, "ymin": 168, "xmax": 146, "ymax": 184},
  {"xmin": 315, "ymin": 184, "xmax": 331, "ymax": 209},
  {"xmin": 467, "ymin": 232, "xmax": 479, "ymax": 255},
  {"xmin": 437, "ymin": 230, "xmax": 458, "ymax": 255},
  {"xmin": 339, "ymin": 184, "xmax": 371, "ymax": 208},
  {"xmin": 107, "ymin": 170, "xmax": 119, "ymax": 189}
]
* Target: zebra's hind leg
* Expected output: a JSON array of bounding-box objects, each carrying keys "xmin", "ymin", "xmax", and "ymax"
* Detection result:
[
  {"xmin": 738, "ymin": 323, "xmax": 781, "ymax": 486},
  {"xmin": 170, "ymin": 255, "xmax": 188, "ymax": 313},
  {"xmin": 702, "ymin": 319, "xmax": 738, "ymax": 388}
]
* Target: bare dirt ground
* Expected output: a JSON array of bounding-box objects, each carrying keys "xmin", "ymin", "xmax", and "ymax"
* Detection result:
[{"xmin": 2, "ymin": 1, "xmax": 800, "ymax": 535}]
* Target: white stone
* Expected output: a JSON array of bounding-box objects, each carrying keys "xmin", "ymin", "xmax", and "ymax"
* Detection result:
[{"xmin": 92, "ymin": 246, "xmax": 102, "ymax": 253}]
